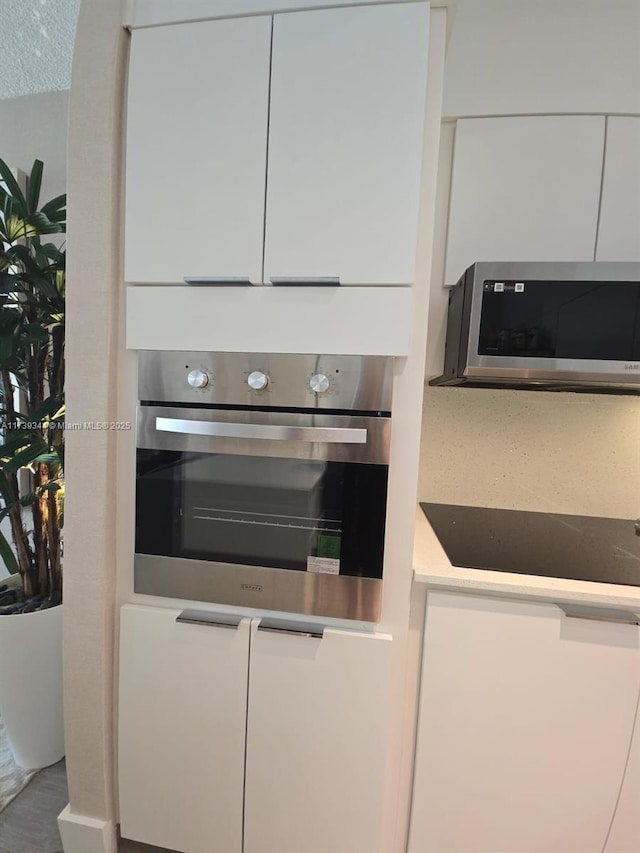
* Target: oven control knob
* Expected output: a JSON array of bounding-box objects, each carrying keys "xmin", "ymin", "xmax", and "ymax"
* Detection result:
[
  {"xmin": 248, "ymin": 371, "xmax": 269, "ymax": 391},
  {"xmin": 187, "ymin": 369, "xmax": 209, "ymax": 389},
  {"xmin": 310, "ymin": 373, "xmax": 330, "ymax": 394}
]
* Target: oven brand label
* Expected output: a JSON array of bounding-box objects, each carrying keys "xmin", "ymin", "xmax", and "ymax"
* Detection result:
[{"xmin": 307, "ymin": 556, "xmax": 340, "ymax": 575}]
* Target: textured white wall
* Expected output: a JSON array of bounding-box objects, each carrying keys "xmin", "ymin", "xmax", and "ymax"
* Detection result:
[
  {"xmin": 443, "ymin": 0, "xmax": 640, "ymax": 117},
  {"xmin": 0, "ymin": 91, "xmax": 68, "ymax": 202},
  {"xmin": 0, "ymin": 0, "xmax": 80, "ymax": 99}
]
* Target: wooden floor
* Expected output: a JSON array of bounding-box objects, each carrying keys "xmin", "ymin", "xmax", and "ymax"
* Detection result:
[
  {"xmin": 0, "ymin": 759, "xmax": 67, "ymax": 853},
  {"xmin": 0, "ymin": 760, "xmax": 176, "ymax": 853}
]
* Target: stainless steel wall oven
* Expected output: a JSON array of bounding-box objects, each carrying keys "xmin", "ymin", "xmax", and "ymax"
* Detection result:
[{"xmin": 135, "ymin": 352, "xmax": 393, "ymax": 622}]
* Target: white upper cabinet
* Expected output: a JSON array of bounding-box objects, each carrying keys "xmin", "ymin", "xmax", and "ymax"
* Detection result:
[
  {"xmin": 445, "ymin": 116, "xmax": 605, "ymax": 285},
  {"xmin": 408, "ymin": 592, "xmax": 640, "ymax": 853},
  {"xmin": 125, "ymin": 3, "xmax": 431, "ymax": 286},
  {"xmin": 263, "ymin": 3, "xmax": 430, "ymax": 285},
  {"xmin": 596, "ymin": 117, "xmax": 640, "ymax": 262},
  {"xmin": 125, "ymin": 16, "xmax": 272, "ymax": 284}
]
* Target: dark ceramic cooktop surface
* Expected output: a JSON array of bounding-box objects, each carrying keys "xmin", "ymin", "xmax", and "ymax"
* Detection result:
[{"xmin": 421, "ymin": 503, "xmax": 640, "ymax": 587}]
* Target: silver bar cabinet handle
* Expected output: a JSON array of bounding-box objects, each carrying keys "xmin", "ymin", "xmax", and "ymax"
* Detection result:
[
  {"xmin": 558, "ymin": 603, "xmax": 640, "ymax": 626},
  {"xmin": 156, "ymin": 417, "xmax": 367, "ymax": 445},
  {"xmin": 184, "ymin": 276, "xmax": 255, "ymax": 286},
  {"xmin": 176, "ymin": 609, "xmax": 242, "ymax": 629},
  {"xmin": 269, "ymin": 276, "xmax": 340, "ymax": 286},
  {"xmin": 258, "ymin": 617, "xmax": 324, "ymax": 638}
]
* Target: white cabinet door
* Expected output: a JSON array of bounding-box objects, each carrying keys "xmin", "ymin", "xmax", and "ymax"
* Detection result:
[
  {"xmin": 118, "ymin": 605, "xmax": 250, "ymax": 853},
  {"xmin": 408, "ymin": 592, "xmax": 640, "ymax": 853},
  {"xmin": 445, "ymin": 116, "xmax": 605, "ymax": 285},
  {"xmin": 596, "ymin": 117, "xmax": 640, "ymax": 262},
  {"xmin": 125, "ymin": 17, "xmax": 271, "ymax": 284},
  {"xmin": 605, "ymin": 690, "xmax": 640, "ymax": 853},
  {"xmin": 264, "ymin": 3, "xmax": 430, "ymax": 285},
  {"xmin": 244, "ymin": 620, "xmax": 393, "ymax": 853}
]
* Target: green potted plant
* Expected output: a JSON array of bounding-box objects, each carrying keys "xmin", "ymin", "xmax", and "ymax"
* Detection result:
[{"xmin": 0, "ymin": 158, "xmax": 66, "ymax": 770}]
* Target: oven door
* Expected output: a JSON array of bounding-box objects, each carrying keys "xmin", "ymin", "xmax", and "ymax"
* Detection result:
[{"xmin": 134, "ymin": 406, "xmax": 390, "ymax": 621}]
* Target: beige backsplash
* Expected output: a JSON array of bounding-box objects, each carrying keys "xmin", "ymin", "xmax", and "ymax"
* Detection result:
[{"xmin": 418, "ymin": 385, "xmax": 640, "ymax": 518}]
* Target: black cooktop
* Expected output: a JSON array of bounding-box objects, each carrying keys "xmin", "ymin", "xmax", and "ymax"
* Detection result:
[{"xmin": 421, "ymin": 503, "xmax": 640, "ymax": 587}]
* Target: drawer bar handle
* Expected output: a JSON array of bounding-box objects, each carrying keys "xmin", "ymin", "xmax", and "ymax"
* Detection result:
[
  {"xmin": 258, "ymin": 616, "xmax": 324, "ymax": 638},
  {"xmin": 269, "ymin": 276, "xmax": 340, "ymax": 286},
  {"xmin": 176, "ymin": 609, "xmax": 242, "ymax": 629},
  {"xmin": 558, "ymin": 604, "xmax": 640, "ymax": 626},
  {"xmin": 184, "ymin": 276, "xmax": 256, "ymax": 286}
]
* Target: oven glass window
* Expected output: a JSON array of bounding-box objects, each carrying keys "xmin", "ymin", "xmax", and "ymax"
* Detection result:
[
  {"xmin": 479, "ymin": 280, "xmax": 640, "ymax": 360},
  {"xmin": 136, "ymin": 450, "xmax": 388, "ymax": 579}
]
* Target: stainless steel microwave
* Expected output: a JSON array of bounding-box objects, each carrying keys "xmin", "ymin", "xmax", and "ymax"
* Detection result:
[{"xmin": 430, "ymin": 262, "xmax": 640, "ymax": 392}]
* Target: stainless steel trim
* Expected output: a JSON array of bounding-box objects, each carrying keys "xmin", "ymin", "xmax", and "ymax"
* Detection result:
[
  {"xmin": 156, "ymin": 416, "xmax": 367, "ymax": 445},
  {"xmin": 463, "ymin": 365, "xmax": 640, "ymax": 388},
  {"xmin": 183, "ymin": 276, "xmax": 254, "ymax": 286},
  {"xmin": 258, "ymin": 617, "xmax": 324, "ymax": 638},
  {"xmin": 138, "ymin": 406, "xmax": 389, "ymax": 464},
  {"xmin": 269, "ymin": 276, "xmax": 340, "ymax": 286},
  {"xmin": 137, "ymin": 352, "xmax": 393, "ymax": 413},
  {"xmin": 176, "ymin": 609, "xmax": 242, "ymax": 629},
  {"xmin": 558, "ymin": 603, "xmax": 640, "ymax": 626},
  {"xmin": 469, "ymin": 261, "xmax": 640, "ymax": 284},
  {"xmin": 134, "ymin": 553, "xmax": 382, "ymax": 622},
  {"xmin": 464, "ymin": 262, "xmax": 640, "ymax": 388}
]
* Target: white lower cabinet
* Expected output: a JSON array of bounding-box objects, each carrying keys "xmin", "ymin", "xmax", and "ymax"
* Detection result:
[
  {"xmin": 605, "ymin": 694, "xmax": 640, "ymax": 853},
  {"xmin": 244, "ymin": 620, "xmax": 393, "ymax": 853},
  {"xmin": 118, "ymin": 605, "xmax": 250, "ymax": 853},
  {"xmin": 118, "ymin": 605, "xmax": 393, "ymax": 853},
  {"xmin": 408, "ymin": 591, "xmax": 640, "ymax": 853}
]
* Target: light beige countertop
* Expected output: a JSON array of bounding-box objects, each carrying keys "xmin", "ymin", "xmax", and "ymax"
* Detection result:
[{"xmin": 413, "ymin": 505, "xmax": 640, "ymax": 612}]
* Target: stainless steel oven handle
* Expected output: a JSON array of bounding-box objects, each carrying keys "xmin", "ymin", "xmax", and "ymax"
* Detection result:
[{"xmin": 156, "ymin": 417, "xmax": 367, "ymax": 444}]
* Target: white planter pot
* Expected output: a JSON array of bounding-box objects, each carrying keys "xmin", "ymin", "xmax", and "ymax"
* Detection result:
[{"xmin": 0, "ymin": 603, "xmax": 64, "ymax": 770}]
